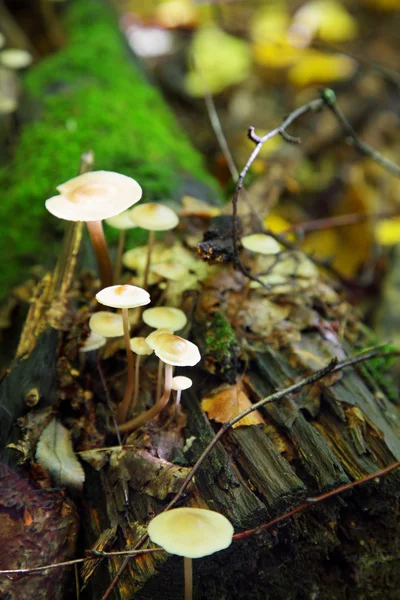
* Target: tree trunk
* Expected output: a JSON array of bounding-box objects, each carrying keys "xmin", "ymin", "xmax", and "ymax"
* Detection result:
[{"xmin": 1, "ymin": 2, "xmax": 399, "ymax": 600}]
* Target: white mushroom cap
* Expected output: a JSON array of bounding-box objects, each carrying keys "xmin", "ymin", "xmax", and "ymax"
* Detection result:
[
  {"xmin": 171, "ymin": 376, "xmax": 192, "ymax": 391},
  {"xmin": 96, "ymin": 284, "xmax": 150, "ymax": 309},
  {"xmin": 89, "ymin": 311, "xmax": 124, "ymax": 338},
  {"xmin": 146, "ymin": 332, "xmax": 201, "ymax": 367},
  {"xmin": 146, "ymin": 328, "xmax": 173, "ymax": 349},
  {"xmin": 142, "ymin": 307, "xmax": 187, "ymax": 332},
  {"xmin": 0, "ymin": 48, "xmax": 33, "ymax": 70},
  {"xmin": 151, "ymin": 261, "xmax": 188, "ymax": 281},
  {"xmin": 129, "ymin": 203, "xmax": 179, "ymax": 231},
  {"xmin": 105, "ymin": 210, "xmax": 138, "ymax": 230},
  {"xmin": 130, "ymin": 337, "xmax": 154, "ymax": 356},
  {"xmin": 45, "ymin": 171, "xmax": 142, "ymax": 222},
  {"xmin": 148, "ymin": 507, "xmax": 234, "ymax": 559},
  {"xmin": 241, "ymin": 234, "xmax": 281, "ymax": 255},
  {"xmin": 79, "ymin": 331, "xmax": 106, "ymax": 352}
]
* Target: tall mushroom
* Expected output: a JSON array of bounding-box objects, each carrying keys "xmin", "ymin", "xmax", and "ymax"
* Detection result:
[
  {"xmin": 129, "ymin": 203, "xmax": 179, "ymax": 289},
  {"xmin": 148, "ymin": 507, "xmax": 234, "ymax": 600},
  {"xmin": 95, "ymin": 284, "xmax": 151, "ymax": 424},
  {"xmin": 45, "ymin": 171, "xmax": 142, "ymax": 288},
  {"xmin": 118, "ymin": 332, "xmax": 200, "ymax": 434}
]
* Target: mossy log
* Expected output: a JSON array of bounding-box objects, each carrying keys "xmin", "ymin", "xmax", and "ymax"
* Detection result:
[
  {"xmin": 0, "ymin": 2, "xmax": 400, "ymax": 600},
  {"xmin": 0, "ymin": 0, "xmax": 220, "ymax": 302}
]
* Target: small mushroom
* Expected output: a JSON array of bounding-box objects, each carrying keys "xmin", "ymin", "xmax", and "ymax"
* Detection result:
[
  {"xmin": 96, "ymin": 284, "xmax": 151, "ymax": 423},
  {"xmin": 119, "ymin": 333, "xmax": 200, "ymax": 433},
  {"xmin": 79, "ymin": 331, "xmax": 107, "ymax": 353},
  {"xmin": 45, "ymin": 171, "xmax": 142, "ymax": 288},
  {"xmin": 241, "ymin": 233, "xmax": 281, "ymax": 255},
  {"xmin": 129, "ymin": 203, "xmax": 179, "ymax": 288},
  {"xmin": 143, "ymin": 308, "xmax": 187, "ymax": 400},
  {"xmin": 142, "ymin": 307, "xmax": 187, "ymax": 332},
  {"xmin": 89, "ymin": 311, "xmax": 124, "ymax": 338},
  {"xmin": 171, "ymin": 375, "xmax": 192, "ymax": 419},
  {"xmin": 148, "ymin": 507, "xmax": 234, "ymax": 600},
  {"xmin": 0, "ymin": 48, "xmax": 33, "ymax": 70},
  {"xmin": 129, "ymin": 336, "xmax": 154, "ymax": 414}
]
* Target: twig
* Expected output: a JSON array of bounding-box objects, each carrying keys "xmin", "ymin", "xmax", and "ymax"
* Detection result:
[
  {"xmin": 321, "ymin": 89, "xmax": 400, "ymax": 177},
  {"xmin": 194, "ymin": 56, "xmax": 238, "ymax": 181},
  {"xmin": 232, "ymin": 97, "xmax": 324, "ymax": 269},
  {"xmin": 233, "ymin": 459, "xmax": 400, "ymax": 541},
  {"xmin": 99, "ymin": 346, "xmax": 400, "ymax": 599},
  {"xmin": 282, "ymin": 209, "xmax": 400, "ymax": 235},
  {"xmin": 0, "ymin": 548, "xmax": 161, "ymax": 577},
  {"xmin": 232, "ymin": 89, "xmax": 400, "ymax": 282}
]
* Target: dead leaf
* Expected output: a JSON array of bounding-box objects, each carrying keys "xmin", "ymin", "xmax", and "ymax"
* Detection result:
[
  {"xmin": 202, "ymin": 384, "xmax": 265, "ymax": 428},
  {"xmin": 36, "ymin": 419, "xmax": 85, "ymax": 490}
]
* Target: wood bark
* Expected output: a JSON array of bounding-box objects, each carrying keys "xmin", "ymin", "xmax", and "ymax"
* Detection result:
[{"xmin": 0, "ymin": 2, "xmax": 400, "ymax": 600}]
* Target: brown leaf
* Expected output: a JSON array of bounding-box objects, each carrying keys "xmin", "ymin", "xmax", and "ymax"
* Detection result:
[{"xmin": 201, "ymin": 384, "xmax": 265, "ymax": 428}]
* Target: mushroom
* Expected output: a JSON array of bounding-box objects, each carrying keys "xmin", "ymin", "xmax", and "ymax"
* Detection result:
[
  {"xmin": 96, "ymin": 284, "xmax": 151, "ymax": 423},
  {"xmin": 89, "ymin": 311, "xmax": 124, "ymax": 338},
  {"xmin": 241, "ymin": 233, "xmax": 281, "ymax": 255},
  {"xmin": 151, "ymin": 261, "xmax": 188, "ymax": 303},
  {"xmin": 143, "ymin": 308, "xmax": 187, "ymax": 400},
  {"xmin": 79, "ymin": 331, "xmax": 107, "ymax": 353},
  {"xmin": 129, "ymin": 203, "xmax": 179, "ymax": 288},
  {"xmin": 129, "ymin": 337, "xmax": 154, "ymax": 415},
  {"xmin": 45, "ymin": 171, "xmax": 142, "ymax": 288},
  {"xmin": 145, "ymin": 327, "xmax": 173, "ymax": 404},
  {"xmin": 142, "ymin": 307, "xmax": 187, "ymax": 332},
  {"xmin": 148, "ymin": 507, "xmax": 234, "ymax": 600},
  {"xmin": 172, "ymin": 376, "xmax": 192, "ymax": 409},
  {"xmin": 0, "ymin": 48, "xmax": 33, "ymax": 70},
  {"xmin": 105, "ymin": 209, "xmax": 137, "ymax": 282},
  {"xmin": 119, "ymin": 333, "xmax": 200, "ymax": 433}
]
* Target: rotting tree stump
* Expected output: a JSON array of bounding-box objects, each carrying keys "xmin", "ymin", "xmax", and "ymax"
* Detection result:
[{"xmin": 0, "ymin": 2, "xmax": 400, "ymax": 600}]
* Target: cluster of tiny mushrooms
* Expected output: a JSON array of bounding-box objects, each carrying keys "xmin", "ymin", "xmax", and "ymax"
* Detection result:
[{"xmin": 45, "ymin": 170, "xmax": 280, "ymax": 598}]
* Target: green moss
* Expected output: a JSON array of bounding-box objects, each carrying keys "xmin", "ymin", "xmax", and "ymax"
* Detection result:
[
  {"xmin": 205, "ymin": 312, "xmax": 237, "ymax": 366},
  {"xmin": 0, "ymin": 0, "xmax": 220, "ymax": 301}
]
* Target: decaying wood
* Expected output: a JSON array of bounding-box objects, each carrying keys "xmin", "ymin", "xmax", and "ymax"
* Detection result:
[
  {"xmin": 77, "ymin": 235, "xmax": 400, "ymax": 599},
  {"xmin": 1, "ymin": 5, "xmax": 400, "ymax": 600}
]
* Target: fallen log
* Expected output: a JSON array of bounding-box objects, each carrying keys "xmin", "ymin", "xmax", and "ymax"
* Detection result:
[{"xmin": 1, "ymin": 2, "xmax": 400, "ymax": 600}]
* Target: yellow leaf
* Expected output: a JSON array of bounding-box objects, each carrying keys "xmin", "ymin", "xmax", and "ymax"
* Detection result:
[
  {"xmin": 201, "ymin": 385, "xmax": 265, "ymax": 428},
  {"xmin": 375, "ymin": 217, "xmax": 400, "ymax": 246},
  {"xmin": 264, "ymin": 212, "xmax": 291, "ymax": 233},
  {"xmin": 185, "ymin": 25, "xmax": 251, "ymax": 96},
  {"xmin": 250, "ymin": 4, "xmax": 291, "ymax": 43},
  {"xmin": 253, "ymin": 34, "xmax": 302, "ymax": 70},
  {"xmin": 292, "ymin": 0, "xmax": 358, "ymax": 43},
  {"xmin": 288, "ymin": 50, "xmax": 356, "ymax": 86}
]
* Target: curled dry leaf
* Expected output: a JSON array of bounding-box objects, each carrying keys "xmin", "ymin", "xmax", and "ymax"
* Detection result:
[
  {"xmin": 36, "ymin": 419, "xmax": 85, "ymax": 490},
  {"xmin": 201, "ymin": 384, "xmax": 265, "ymax": 428}
]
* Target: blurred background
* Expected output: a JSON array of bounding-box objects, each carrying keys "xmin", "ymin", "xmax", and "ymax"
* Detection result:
[{"xmin": 0, "ymin": 0, "xmax": 400, "ymax": 355}]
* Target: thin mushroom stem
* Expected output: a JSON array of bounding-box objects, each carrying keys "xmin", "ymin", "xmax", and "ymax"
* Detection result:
[
  {"xmin": 115, "ymin": 307, "xmax": 135, "ymax": 424},
  {"xmin": 156, "ymin": 358, "xmax": 163, "ymax": 405},
  {"xmin": 143, "ymin": 229, "xmax": 155, "ymax": 289},
  {"xmin": 184, "ymin": 557, "xmax": 193, "ymax": 600},
  {"xmin": 118, "ymin": 363, "xmax": 173, "ymax": 433},
  {"xmin": 114, "ymin": 229, "xmax": 126, "ymax": 282},
  {"xmin": 175, "ymin": 389, "xmax": 182, "ymax": 409},
  {"xmin": 86, "ymin": 220, "xmax": 113, "ymax": 288},
  {"xmin": 131, "ymin": 354, "xmax": 141, "ymax": 414}
]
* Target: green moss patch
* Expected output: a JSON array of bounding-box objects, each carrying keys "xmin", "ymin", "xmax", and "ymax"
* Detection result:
[{"xmin": 0, "ymin": 0, "xmax": 220, "ymax": 301}]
